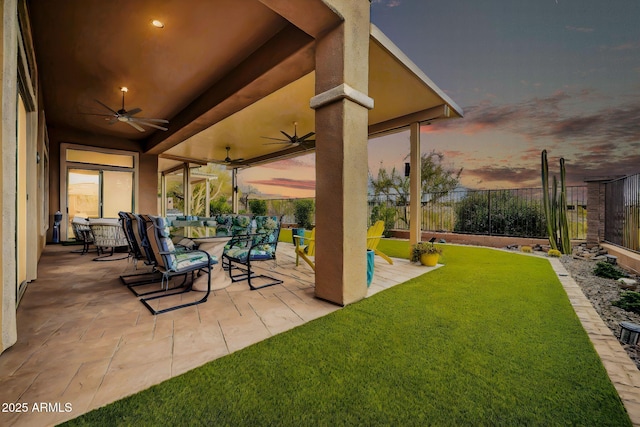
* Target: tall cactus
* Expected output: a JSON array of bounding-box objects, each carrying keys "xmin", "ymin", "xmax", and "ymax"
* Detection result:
[
  {"xmin": 541, "ymin": 150, "xmax": 571, "ymax": 254},
  {"xmin": 558, "ymin": 158, "xmax": 571, "ymax": 253},
  {"xmin": 541, "ymin": 150, "xmax": 558, "ymax": 251}
]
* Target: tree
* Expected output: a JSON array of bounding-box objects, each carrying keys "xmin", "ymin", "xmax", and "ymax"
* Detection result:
[
  {"xmin": 189, "ymin": 164, "xmax": 232, "ymax": 216},
  {"xmin": 249, "ymin": 199, "xmax": 267, "ymax": 216},
  {"xmin": 369, "ymin": 150, "xmax": 462, "ymax": 228},
  {"xmin": 293, "ymin": 199, "xmax": 315, "ymax": 229}
]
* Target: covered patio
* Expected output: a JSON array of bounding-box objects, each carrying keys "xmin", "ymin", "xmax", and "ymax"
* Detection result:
[{"xmin": 0, "ymin": 243, "xmax": 433, "ymax": 426}]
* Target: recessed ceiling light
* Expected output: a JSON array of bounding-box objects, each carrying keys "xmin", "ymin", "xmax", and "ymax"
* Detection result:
[{"xmin": 151, "ymin": 19, "xmax": 164, "ymax": 28}]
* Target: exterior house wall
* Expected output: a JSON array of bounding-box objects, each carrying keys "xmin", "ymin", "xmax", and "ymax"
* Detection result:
[
  {"xmin": 1, "ymin": 0, "xmax": 19, "ymax": 353},
  {"xmin": 1, "ymin": 0, "xmax": 159, "ymax": 353},
  {"xmin": 47, "ymin": 127, "xmax": 159, "ymax": 242}
]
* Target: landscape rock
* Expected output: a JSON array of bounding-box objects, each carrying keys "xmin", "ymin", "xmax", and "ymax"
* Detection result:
[{"xmin": 561, "ymin": 256, "xmax": 640, "ymax": 369}]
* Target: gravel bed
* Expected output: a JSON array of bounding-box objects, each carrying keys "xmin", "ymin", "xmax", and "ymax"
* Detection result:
[{"xmin": 559, "ymin": 255, "xmax": 640, "ymax": 369}]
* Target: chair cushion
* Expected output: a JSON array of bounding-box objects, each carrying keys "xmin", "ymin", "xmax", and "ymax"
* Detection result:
[
  {"xmin": 151, "ymin": 215, "xmax": 217, "ymax": 271},
  {"xmin": 175, "ymin": 251, "xmax": 217, "ymax": 270},
  {"xmin": 252, "ymin": 216, "xmax": 279, "ymax": 244},
  {"xmin": 225, "ymin": 245, "xmax": 275, "ymax": 262}
]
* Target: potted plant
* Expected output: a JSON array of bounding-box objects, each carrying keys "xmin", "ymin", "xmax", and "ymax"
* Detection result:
[
  {"xmin": 410, "ymin": 241, "xmax": 442, "ymax": 266},
  {"xmin": 292, "ymin": 199, "xmax": 315, "ymax": 244}
]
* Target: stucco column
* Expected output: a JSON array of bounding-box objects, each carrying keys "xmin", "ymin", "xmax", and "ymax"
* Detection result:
[
  {"xmin": 311, "ymin": 1, "xmax": 372, "ymax": 306},
  {"xmin": 409, "ymin": 122, "xmax": 421, "ymax": 245},
  {"xmin": 585, "ymin": 176, "xmax": 619, "ymax": 248}
]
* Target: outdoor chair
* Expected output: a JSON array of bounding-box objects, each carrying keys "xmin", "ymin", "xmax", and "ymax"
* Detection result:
[
  {"xmin": 367, "ymin": 220, "xmax": 393, "ymax": 265},
  {"xmin": 295, "ymin": 222, "xmax": 390, "ymax": 272},
  {"xmin": 118, "ymin": 211, "xmax": 145, "ymax": 264},
  {"xmin": 70, "ymin": 216, "xmax": 94, "ymax": 254},
  {"xmin": 213, "ymin": 214, "xmax": 252, "ymax": 237},
  {"xmin": 139, "ymin": 215, "xmax": 217, "ymax": 315},
  {"xmin": 118, "ymin": 212, "xmax": 163, "ymax": 293},
  {"xmin": 88, "ymin": 218, "xmax": 130, "ymax": 261},
  {"xmin": 294, "ymin": 227, "xmax": 316, "ymax": 272},
  {"xmin": 222, "ymin": 215, "xmax": 283, "ymax": 290}
]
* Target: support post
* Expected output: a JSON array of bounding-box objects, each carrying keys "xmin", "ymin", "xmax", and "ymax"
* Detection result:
[
  {"xmin": 409, "ymin": 122, "xmax": 421, "ymax": 246},
  {"xmin": 311, "ymin": 1, "xmax": 372, "ymax": 306}
]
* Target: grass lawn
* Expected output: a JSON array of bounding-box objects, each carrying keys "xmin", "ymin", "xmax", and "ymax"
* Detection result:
[{"xmin": 63, "ymin": 240, "xmax": 631, "ymax": 426}]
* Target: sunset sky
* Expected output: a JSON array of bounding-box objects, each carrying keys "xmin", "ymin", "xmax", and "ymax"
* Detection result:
[{"xmin": 238, "ymin": 0, "xmax": 640, "ymax": 198}]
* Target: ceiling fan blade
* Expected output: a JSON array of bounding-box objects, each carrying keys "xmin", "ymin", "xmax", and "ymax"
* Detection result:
[
  {"xmin": 126, "ymin": 108, "xmax": 142, "ymax": 116},
  {"xmin": 280, "ymin": 130, "xmax": 294, "ymax": 140},
  {"xmin": 125, "ymin": 121, "xmax": 145, "ymax": 132},
  {"xmin": 80, "ymin": 112, "xmax": 114, "ymax": 117},
  {"xmin": 133, "ymin": 120, "xmax": 168, "ymax": 131},
  {"xmin": 107, "ymin": 117, "xmax": 118, "ymax": 125},
  {"xmin": 94, "ymin": 99, "xmax": 119, "ymax": 115},
  {"xmin": 299, "ymin": 131, "xmax": 315, "ymax": 141},
  {"xmin": 261, "ymin": 136, "xmax": 289, "ymax": 142},
  {"xmin": 130, "ymin": 117, "xmax": 169, "ymax": 124},
  {"xmin": 263, "ymin": 142, "xmax": 293, "ymax": 146}
]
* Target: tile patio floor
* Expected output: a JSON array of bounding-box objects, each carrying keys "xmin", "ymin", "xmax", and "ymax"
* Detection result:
[
  {"xmin": 1, "ymin": 244, "xmax": 639, "ymax": 426},
  {"xmin": 0, "ymin": 243, "xmax": 431, "ymax": 427}
]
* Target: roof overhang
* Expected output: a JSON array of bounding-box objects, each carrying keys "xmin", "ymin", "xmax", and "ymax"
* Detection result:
[{"xmin": 158, "ymin": 24, "xmax": 463, "ymax": 172}]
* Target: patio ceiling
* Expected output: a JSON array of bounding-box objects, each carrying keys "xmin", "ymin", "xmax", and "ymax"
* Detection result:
[
  {"xmin": 28, "ymin": 1, "xmax": 462, "ymax": 173},
  {"xmin": 158, "ymin": 25, "xmax": 463, "ymax": 171}
]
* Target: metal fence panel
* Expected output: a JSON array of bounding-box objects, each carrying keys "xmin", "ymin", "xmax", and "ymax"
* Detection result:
[
  {"xmin": 605, "ymin": 174, "xmax": 640, "ymax": 252},
  {"xmin": 368, "ymin": 186, "xmax": 587, "ymax": 240}
]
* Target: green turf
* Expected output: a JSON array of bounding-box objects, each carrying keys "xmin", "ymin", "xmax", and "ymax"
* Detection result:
[{"xmin": 62, "ymin": 241, "xmax": 631, "ymax": 426}]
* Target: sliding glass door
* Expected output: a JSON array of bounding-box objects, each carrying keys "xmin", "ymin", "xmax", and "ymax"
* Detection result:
[
  {"xmin": 66, "ymin": 168, "xmax": 133, "ymax": 238},
  {"xmin": 68, "ymin": 169, "xmax": 100, "ymax": 223},
  {"xmin": 62, "ymin": 144, "xmax": 137, "ymax": 241}
]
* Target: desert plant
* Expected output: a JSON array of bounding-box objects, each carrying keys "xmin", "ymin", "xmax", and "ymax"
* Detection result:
[
  {"xmin": 521, "ymin": 246, "xmax": 533, "ymax": 253},
  {"xmin": 541, "ymin": 150, "xmax": 571, "ymax": 254},
  {"xmin": 293, "ymin": 199, "xmax": 314, "ymax": 230},
  {"xmin": 593, "ymin": 262, "xmax": 626, "ymax": 280},
  {"xmin": 613, "ymin": 291, "xmax": 640, "ymax": 315},
  {"xmin": 248, "ymin": 199, "xmax": 267, "ymax": 216},
  {"xmin": 410, "ymin": 241, "xmax": 442, "ymax": 263},
  {"xmin": 547, "ymin": 249, "xmax": 562, "ymax": 257}
]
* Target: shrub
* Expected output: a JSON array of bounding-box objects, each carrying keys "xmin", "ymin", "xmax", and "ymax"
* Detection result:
[
  {"xmin": 210, "ymin": 196, "xmax": 232, "ymax": 215},
  {"xmin": 548, "ymin": 249, "xmax": 562, "ymax": 257},
  {"xmin": 593, "ymin": 262, "xmax": 626, "ymax": 280},
  {"xmin": 521, "ymin": 246, "xmax": 533, "ymax": 253},
  {"xmin": 613, "ymin": 291, "xmax": 640, "ymax": 315},
  {"xmin": 293, "ymin": 199, "xmax": 315, "ymax": 230},
  {"xmin": 454, "ymin": 190, "xmax": 545, "ymax": 237},
  {"xmin": 248, "ymin": 199, "xmax": 267, "ymax": 216},
  {"xmin": 370, "ymin": 204, "xmax": 396, "ymax": 237}
]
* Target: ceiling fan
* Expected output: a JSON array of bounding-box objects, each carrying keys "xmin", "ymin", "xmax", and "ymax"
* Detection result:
[
  {"xmin": 211, "ymin": 146, "xmax": 246, "ymax": 167},
  {"xmin": 262, "ymin": 122, "xmax": 315, "ymax": 148},
  {"xmin": 88, "ymin": 87, "xmax": 169, "ymax": 132}
]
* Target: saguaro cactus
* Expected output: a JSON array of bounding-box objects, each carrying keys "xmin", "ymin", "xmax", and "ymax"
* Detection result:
[
  {"xmin": 541, "ymin": 150, "xmax": 571, "ymax": 254},
  {"xmin": 541, "ymin": 150, "xmax": 558, "ymax": 251},
  {"xmin": 558, "ymin": 158, "xmax": 571, "ymax": 253}
]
